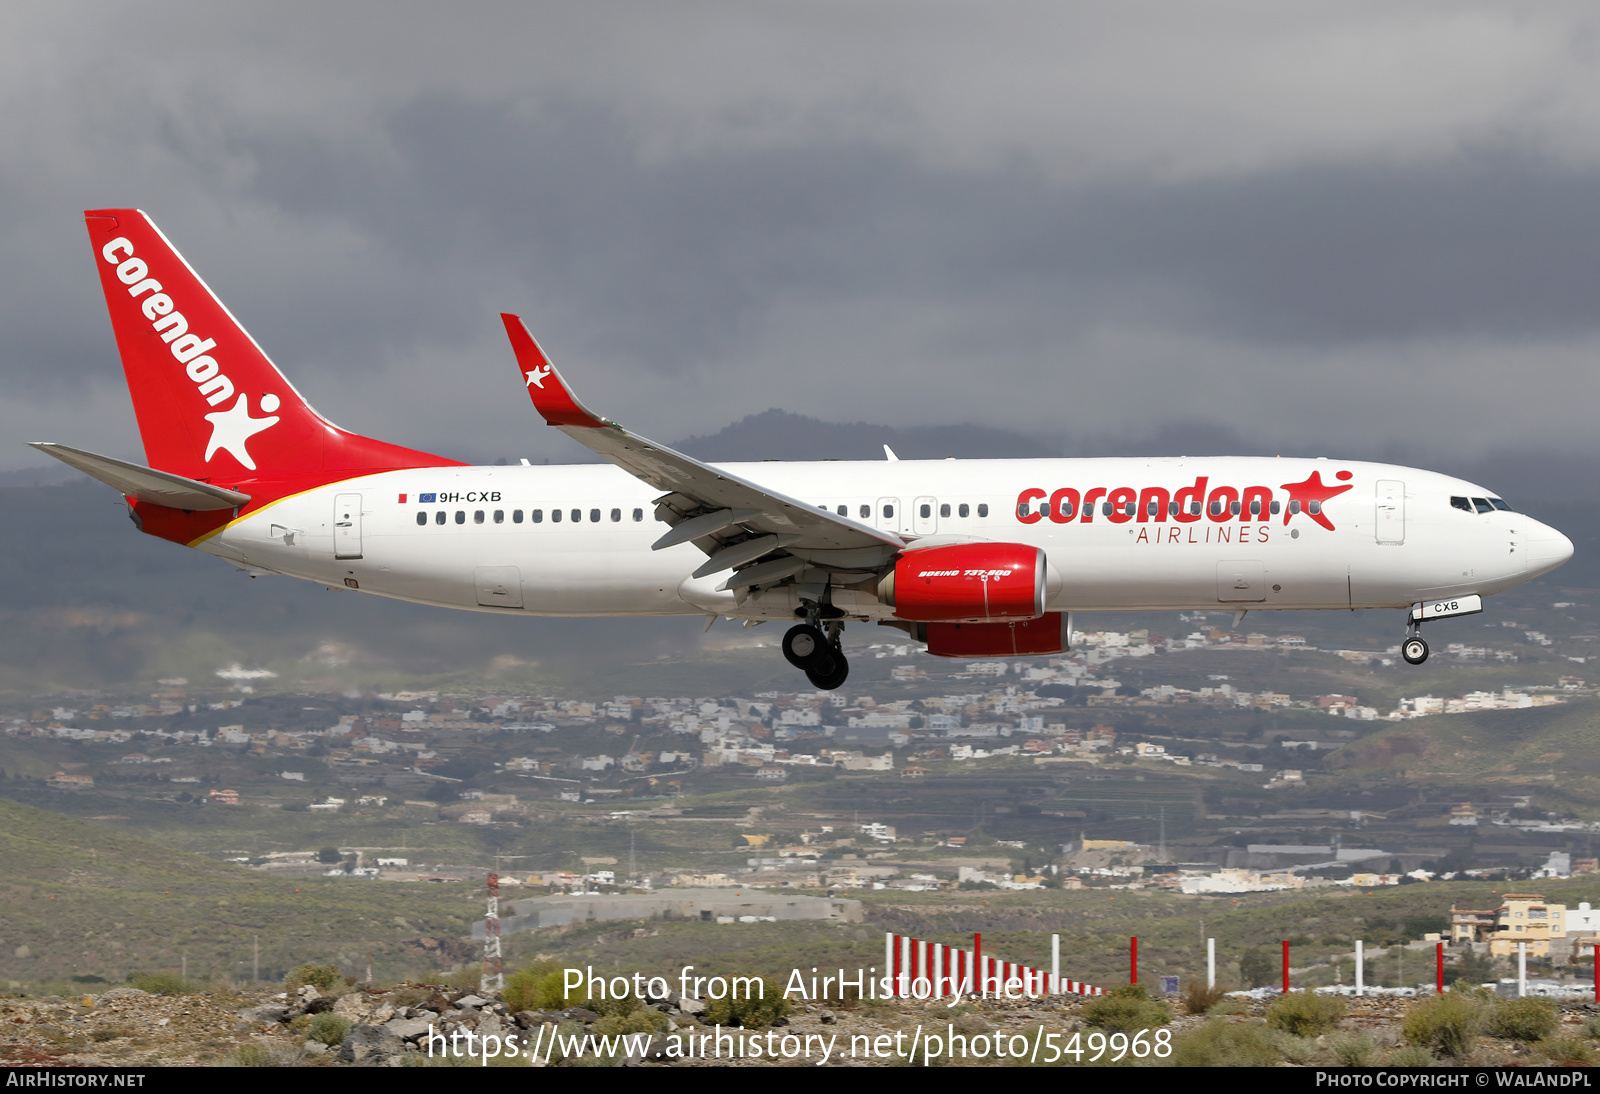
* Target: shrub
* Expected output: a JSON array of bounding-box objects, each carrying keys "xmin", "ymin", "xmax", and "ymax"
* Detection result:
[
  {"xmin": 1327, "ymin": 1032, "xmax": 1383, "ymax": 1067},
  {"xmin": 1181, "ymin": 981, "xmax": 1228, "ymax": 1016},
  {"xmin": 503, "ymin": 961, "xmax": 570, "ymax": 1012},
  {"xmin": 304, "ymin": 1012, "xmax": 352, "ymax": 1047},
  {"xmin": 125, "ymin": 971, "xmax": 192, "ymax": 995},
  {"xmin": 1081, "ymin": 983, "xmax": 1171, "ymax": 1035},
  {"xmin": 703, "ymin": 978, "xmax": 791, "ymax": 1029},
  {"xmin": 1238, "ymin": 948, "xmax": 1277, "ymax": 989},
  {"xmin": 232, "ymin": 1044, "xmax": 274, "ymax": 1067},
  {"xmin": 1386, "ymin": 1044, "xmax": 1437, "ymax": 1067},
  {"xmin": 285, "ymin": 965, "xmax": 343, "ymax": 994},
  {"xmin": 1488, "ymin": 997, "xmax": 1558, "ymax": 1043},
  {"xmin": 1536, "ymin": 1035, "xmax": 1597, "ymax": 1066},
  {"xmin": 1401, "ymin": 993, "xmax": 1483, "ymax": 1059},
  {"xmin": 1265, "ymin": 991, "xmax": 1345, "ymax": 1037},
  {"xmin": 1171, "ymin": 1021, "xmax": 1280, "ymax": 1067}
]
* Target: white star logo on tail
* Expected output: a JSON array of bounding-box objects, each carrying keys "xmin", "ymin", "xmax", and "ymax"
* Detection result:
[
  {"xmin": 525, "ymin": 365, "xmax": 552, "ymax": 389},
  {"xmin": 204, "ymin": 394, "xmax": 279, "ymax": 471}
]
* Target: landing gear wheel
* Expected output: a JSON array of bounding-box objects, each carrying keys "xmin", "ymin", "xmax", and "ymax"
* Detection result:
[
  {"xmin": 806, "ymin": 651, "xmax": 850, "ymax": 690},
  {"xmin": 1402, "ymin": 636, "xmax": 1429, "ymax": 665},
  {"xmin": 783, "ymin": 624, "xmax": 829, "ymax": 670}
]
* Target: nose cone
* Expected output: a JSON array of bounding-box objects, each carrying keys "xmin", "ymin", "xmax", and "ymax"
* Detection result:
[{"xmin": 1525, "ymin": 519, "xmax": 1575, "ymax": 578}]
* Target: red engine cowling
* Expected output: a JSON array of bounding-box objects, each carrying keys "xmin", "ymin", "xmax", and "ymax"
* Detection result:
[
  {"xmin": 924, "ymin": 614, "xmax": 1070, "ymax": 657},
  {"xmin": 878, "ymin": 542, "xmax": 1047, "ymax": 622}
]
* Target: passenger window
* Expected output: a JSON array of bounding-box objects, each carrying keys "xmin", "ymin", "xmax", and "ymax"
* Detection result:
[
  {"xmin": 552, "ymin": 509, "xmax": 562, "ymax": 523},
  {"xmin": 1147, "ymin": 501, "xmax": 1159, "ymax": 516},
  {"xmin": 1230, "ymin": 501, "xmax": 1240, "ymax": 515},
  {"xmin": 1308, "ymin": 500, "xmax": 1321, "ymax": 515},
  {"xmin": 493, "ymin": 510, "xmax": 504, "ymax": 523},
  {"xmin": 415, "ymin": 512, "xmax": 427, "ymax": 526},
  {"xmin": 920, "ymin": 503, "xmax": 931, "ymax": 519},
  {"xmin": 1270, "ymin": 500, "xmax": 1281, "ymax": 514},
  {"xmin": 859, "ymin": 504, "xmax": 870, "ymax": 519},
  {"xmin": 1018, "ymin": 501, "xmax": 1032, "ymax": 519},
  {"xmin": 977, "ymin": 504, "xmax": 988, "ymax": 518},
  {"xmin": 513, "ymin": 510, "xmax": 524, "ymax": 523},
  {"xmin": 837, "ymin": 505, "xmax": 847, "ymax": 516},
  {"xmin": 940, "ymin": 503, "xmax": 951, "ymax": 518},
  {"xmin": 590, "ymin": 509, "xmax": 601, "ymax": 523},
  {"xmin": 1289, "ymin": 501, "xmax": 1301, "ymax": 514},
  {"xmin": 632, "ymin": 508, "xmax": 643, "ymax": 522},
  {"xmin": 1209, "ymin": 500, "xmax": 1222, "ymax": 516},
  {"xmin": 455, "ymin": 511, "xmax": 466, "ymax": 524},
  {"xmin": 571, "ymin": 509, "xmax": 580, "ymax": 522},
  {"xmin": 883, "ymin": 504, "xmax": 894, "ymax": 518},
  {"xmin": 1168, "ymin": 501, "xmax": 1179, "ymax": 516},
  {"xmin": 474, "ymin": 510, "xmax": 485, "ymax": 524},
  {"xmin": 435, "ymin": 511, "xmax": 446, "ymax": 525},
  {"xmin": 1472, "ymin": 497, "xmax": 1493, "ymax": 514},
  {"xmin": 958, "ymin": 503, "xmax": 970, "ymax": 518},
  {"xmin": 611, "ymin": 508, "xmax": 621, "ymax": 522},
  {"xmin": 532, "ymin": 509, "xmax": 543, "ymax": 523},
  {"xmin": 1190, "ymin": 501, "xmax": 1202, "ymax": 515},
  {"xmin": 1249, "ymin": 499, "xmax": 1260, "ymax": 516},
  {"xmin": 1102, "ymin": 502, "xmax": 1114, "ymax": 516}
]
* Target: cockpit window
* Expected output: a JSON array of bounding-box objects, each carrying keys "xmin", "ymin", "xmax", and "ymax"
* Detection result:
[
  {"xmin": 1472, "ymin": 497, "xmax": 1493, "ymax": 514},
  {"xmin": 1451, "ymin": 496, "xmax": 1473, "ymax": 513},
  {"xmin": 1490, "ymin": 497, "xmax": 1514, "ymax": 512}
]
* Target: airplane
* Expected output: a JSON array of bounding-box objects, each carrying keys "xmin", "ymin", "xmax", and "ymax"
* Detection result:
[{"xmin": 38, "ymin": 208, "xmax": 1575, "ymax": 691}]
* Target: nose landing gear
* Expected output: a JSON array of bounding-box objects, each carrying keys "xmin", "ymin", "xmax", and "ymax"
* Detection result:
[
  {"xmin": 783, "ymin": 602, "xmax": 850, "ymax": 690},
  {"xmin": 1402, "ymin": 612, "xmax": 1429, "ymax": 665}
]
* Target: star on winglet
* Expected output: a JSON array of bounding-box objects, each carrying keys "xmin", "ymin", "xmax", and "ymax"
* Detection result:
[
  {"xmin": 203, "ymin": 394, "xmax": 279, "ymax": 471},
  {"xmin": 1281, "ymin": 470, "xmax": 1353, "ymax": 531},
  {"xmin": 525, "ymin": 365, "xmax": 551, "ymax": 389}
]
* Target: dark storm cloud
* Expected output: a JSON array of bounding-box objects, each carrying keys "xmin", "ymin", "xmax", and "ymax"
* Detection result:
[
  {"xmin": 5, "ymin": 3, "xmax": 1600, "ymax": 467},
  {"xmin": 224, "ymin": 94, "xmax": 1600, "ymax": 367}
]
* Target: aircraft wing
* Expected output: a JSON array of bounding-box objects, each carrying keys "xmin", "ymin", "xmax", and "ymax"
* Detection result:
[
  {"xmin": 29, "ymin": 442, "xmax": 251, "ymax": 511},
  {"xmin": 500, "ymin": 315, "xmax": 903, "ymax": 585}
]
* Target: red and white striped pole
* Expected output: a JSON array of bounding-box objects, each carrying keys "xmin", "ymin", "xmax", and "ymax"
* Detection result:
[{"xmin": 1282, "ymin": 940, "xmax": 1290, "ymax": 994}]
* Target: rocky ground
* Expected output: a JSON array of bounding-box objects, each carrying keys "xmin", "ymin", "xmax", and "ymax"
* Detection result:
[{"xmin": 2, "ymin": 984, "xmax": 1599, "ymax": 1067}]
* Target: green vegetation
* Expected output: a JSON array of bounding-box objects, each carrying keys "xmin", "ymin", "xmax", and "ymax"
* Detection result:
[
  {"xmin": 1401, "ymin": 992, "xmax": 1484, "ymax": 1059},
  {"xmin": 1487, "ymin": 996, "xmax": 1559, "ymax": 1042},
  {"xmin": 125, "ymin": 970, "xmax": 194, "ymax": 994},
  {"xmin": 1264, "ymin": 991, "xmax": 1344, "ymax": 1037},
  {"xmin": 285, "ymin": 964, "xmax": 345, "ymax": 994},
  {"xmin": 1170, "ymin": 1020, "xmax": 1280, "ymax": 1067},
  {"xmin": 703, "ymin": 977, "xmax": 792, "ymax": 1029},
  {"xmin": 1081, "ymin": 983, "xmax": 1171, "ymax": 1034},
  {"xmin": 304, "ymin": 1012, "xmax": 353, "ymax": 1047}
]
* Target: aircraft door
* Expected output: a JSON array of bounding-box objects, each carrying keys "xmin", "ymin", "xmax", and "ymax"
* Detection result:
[
  {"xmin": 913, "ymin": 496, "xmax": 938, "ymax": 535},
  {"xmin": 1376, "ymin": 480, "xmax": 1405, "ymax": 544},
  {"xmin": 875, "ymin": 497, "xmax": 903, "ymax": 534},
  {"xmin": 334, "ymin": 493, "xmax": 363, "ymax": 559}
]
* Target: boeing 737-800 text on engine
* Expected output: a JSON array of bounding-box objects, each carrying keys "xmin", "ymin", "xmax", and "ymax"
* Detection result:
[{"xmin": 42, "ymin": 209, "xmax": 1574, "ymax": 689}]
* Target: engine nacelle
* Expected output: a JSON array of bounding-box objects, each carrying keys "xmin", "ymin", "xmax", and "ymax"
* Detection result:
[
  {"xmin": 878, "ymin": 542, "xmax": 1051, "ymax": 622},
  {"xmin": 922, "ymin": 613, "xmax": 1071, "ymax": 657}
]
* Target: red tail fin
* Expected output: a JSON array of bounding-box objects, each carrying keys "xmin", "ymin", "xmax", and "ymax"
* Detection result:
[{"xmin": 84, "ymin": 209, "xmax": 460, "ymax": 482}]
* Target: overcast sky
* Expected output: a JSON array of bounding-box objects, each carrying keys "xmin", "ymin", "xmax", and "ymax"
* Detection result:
[{"xmin": 5, "ymin": 2, "xmax": 1600, "ymax": 470}]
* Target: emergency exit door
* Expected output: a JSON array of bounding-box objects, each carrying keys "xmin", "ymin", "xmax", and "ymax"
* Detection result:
[{"xmin": 334, "ymin": 494, "xmax": 363, "ymax": 559}]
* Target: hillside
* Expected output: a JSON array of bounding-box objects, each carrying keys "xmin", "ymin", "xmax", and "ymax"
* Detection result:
[{"xmin": 0, "ymin": 798, "xmax": 477, "ymax": 987}]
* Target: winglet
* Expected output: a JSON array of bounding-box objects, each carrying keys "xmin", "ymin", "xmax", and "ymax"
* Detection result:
[{"xmin": 500, "ymin": 314, "xmax": 607, "ymax": 428}]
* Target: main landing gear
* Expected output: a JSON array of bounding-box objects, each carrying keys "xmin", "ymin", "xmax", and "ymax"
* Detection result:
[
  {"xmin": 1402, "ymin": 614, "xmax": 1430, "ymax": 666},
  {"xmin": 783, "ymin": 602, "xmax": 850, "ymax": 690}
]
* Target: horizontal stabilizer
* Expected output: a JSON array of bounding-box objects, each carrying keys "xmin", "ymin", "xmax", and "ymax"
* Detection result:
[{"xmin": 29, "ymin": 442, "xmax": 251, "ymax": 511}]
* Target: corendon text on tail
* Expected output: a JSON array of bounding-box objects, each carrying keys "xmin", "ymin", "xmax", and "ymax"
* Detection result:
[{"xmin": 40, "ymin": 208, "xmax": 1574, "ymax": 691}]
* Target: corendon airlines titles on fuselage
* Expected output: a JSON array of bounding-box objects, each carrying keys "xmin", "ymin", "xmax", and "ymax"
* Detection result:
[{"xmin": 40, "ymin": 209, "xmax": 1573, "ymax": 690}]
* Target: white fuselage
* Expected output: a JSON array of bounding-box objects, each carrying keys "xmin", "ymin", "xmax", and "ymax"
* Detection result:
[{"xmin": 198, "ymin": 456, "xmax": 1572, "ymax": 623}]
